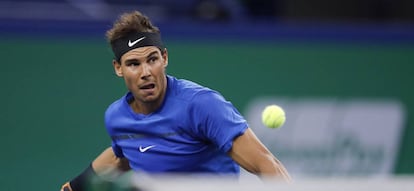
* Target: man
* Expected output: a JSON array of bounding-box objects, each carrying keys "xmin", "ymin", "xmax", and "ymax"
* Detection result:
[{"xmin": 61, "ymin": 10, "xmax": 290, "ymax": 191}]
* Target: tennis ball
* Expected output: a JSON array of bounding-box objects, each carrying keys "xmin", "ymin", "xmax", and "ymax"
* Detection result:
[{"xmin": 261, "ymin": 105, "xmax": 286, "ymax": 128}]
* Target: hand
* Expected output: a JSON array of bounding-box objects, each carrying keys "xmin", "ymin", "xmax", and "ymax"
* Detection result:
[{"xmin": 60, "ymin": 182, "xmax": 72, "ymax": 191}]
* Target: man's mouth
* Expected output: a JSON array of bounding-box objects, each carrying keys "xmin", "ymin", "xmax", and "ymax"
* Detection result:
[{"xmin": 140, "ymin": 83, "xmax": 155, "ymax": 89}]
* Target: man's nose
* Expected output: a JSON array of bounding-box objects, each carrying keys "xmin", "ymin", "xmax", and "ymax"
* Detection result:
[{"xmin": 141, "ymin": 63, "xmax": 151, "ymax": 78}]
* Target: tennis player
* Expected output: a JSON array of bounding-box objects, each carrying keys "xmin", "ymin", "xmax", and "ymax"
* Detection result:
[{"xmin": 61, "ymin": 10, "xmax": 290, "ymax": 191}]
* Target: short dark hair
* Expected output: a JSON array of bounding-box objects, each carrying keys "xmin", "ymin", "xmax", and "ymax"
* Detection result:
[{"xmin": 106, "ymin": 11, "xmax": 160, "ymax": 45}]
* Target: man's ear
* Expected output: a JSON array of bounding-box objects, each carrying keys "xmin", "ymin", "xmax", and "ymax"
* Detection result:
[
  {"xmin": 113, "ymin": 60, "xmax": 123, "ymax": 77},
  {"xmin": 162, "ymin": 48, "xmax": 168, "ymax": 67}
]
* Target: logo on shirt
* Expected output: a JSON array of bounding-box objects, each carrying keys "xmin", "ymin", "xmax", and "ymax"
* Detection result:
[{"xmin": 139, "ymin": 145, "xmax": 156, "ymax": 152}]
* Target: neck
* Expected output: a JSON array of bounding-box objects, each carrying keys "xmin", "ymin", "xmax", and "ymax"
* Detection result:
[
  {"xmin": 132, "ymin": 100, "xmax": 161, "ymax": 115},
  {"xmin": 130, "ymin": 76, "xmax": 167, "ymax": 115}
]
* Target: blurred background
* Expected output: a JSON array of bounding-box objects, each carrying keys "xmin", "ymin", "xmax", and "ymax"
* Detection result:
[{"xmin": 1, "ymin": 0, "xmax": 413, "ymax": 190}]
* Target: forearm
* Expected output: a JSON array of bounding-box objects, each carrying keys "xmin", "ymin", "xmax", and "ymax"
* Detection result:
[
  {"xmin": 91, "ymin": 147, "xmax": 130, "ymax": 176},
  {"xmin": 229, "ymin": 128, "xmax": 292, "ymax": 182},
  {"xmin": 234, "ymin": 151, "xmax": 291, "ymax": 181},
  {"xmin": 61, "ymin": 163, "xmax": 99, "ymax": 191},
  {"xmin": 61, "ymin": 147, "xmax": 130, "ymax": 191},
  {"xmin": 258, "ymin": 156, "xmax": 291, "ymax": 181}
]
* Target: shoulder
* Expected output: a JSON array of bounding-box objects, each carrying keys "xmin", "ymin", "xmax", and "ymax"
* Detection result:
[
  {"xmin": 169, "ymin": 77, "xmax": 229, "ymax": 111},
  {"xmin": 167, "ymin": 75, "xmax": 218, "ymax": 101},
  {"xmin": 104, "ymin": 93, "xmax": 129, "ymax": 118}
]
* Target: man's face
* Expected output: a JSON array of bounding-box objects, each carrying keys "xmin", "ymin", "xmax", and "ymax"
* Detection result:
[{"xmin": 113, "ymin": 46, "xmax": 168, "ymax": 105}]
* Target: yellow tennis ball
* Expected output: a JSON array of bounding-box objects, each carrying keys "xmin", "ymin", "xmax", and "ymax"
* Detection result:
[{"xmin": 261, "ymin": 105, "xmax": 286, "ymax": 128}]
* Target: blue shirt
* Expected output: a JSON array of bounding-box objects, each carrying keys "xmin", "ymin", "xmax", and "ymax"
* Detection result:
[{"xmin": 105, "ymin": 75, "xmax": 248, "ymax": 175}]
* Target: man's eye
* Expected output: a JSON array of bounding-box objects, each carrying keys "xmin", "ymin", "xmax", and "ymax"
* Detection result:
[
  {"xmin": 127, "ymin": 62, "xmax": 140, "ymax": 66},
  {"xmin": 149, "ymin": 57, "xmax": 158, "ymax": 63}
]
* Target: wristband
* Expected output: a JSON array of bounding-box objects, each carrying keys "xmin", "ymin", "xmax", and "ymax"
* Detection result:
[{"xmin": 69, "ymin": 164, "xmax": 97, "ymax": 191}]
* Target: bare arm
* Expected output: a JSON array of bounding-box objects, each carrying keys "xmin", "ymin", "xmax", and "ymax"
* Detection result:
[
  {"xmin": 92, "ymin": 147, "xmax": 130, "ymax": 176},
  {"xmin": 61, "ymin": 147, "xmax": 130, "ymax": 191},
  {"xmin": 228, "ymin": 128, "xmax": 291, "ymax": 181}
]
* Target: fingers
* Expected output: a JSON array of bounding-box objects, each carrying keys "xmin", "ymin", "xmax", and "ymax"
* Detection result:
[{"xmin": 60, "ymin": 182, "xmax": 72, "ymax": 191}]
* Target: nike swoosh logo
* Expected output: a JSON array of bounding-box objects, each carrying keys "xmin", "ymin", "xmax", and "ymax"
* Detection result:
[
  {"xmin": 128, "ymin": 37, "xmax": 146, "ymax": 47},
  {"xmin": 139, "ymin": 145, "xmax": 156, "ymax": 152}
]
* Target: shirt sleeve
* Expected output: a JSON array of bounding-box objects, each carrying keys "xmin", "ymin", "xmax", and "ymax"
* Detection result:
[
  {"xmin": 189, "ymin": 91, "xmax": 248, "ymax": 153},
  {"xmin": 111, "ymin": 141, "xmax": 125, "ymax": 158}
]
